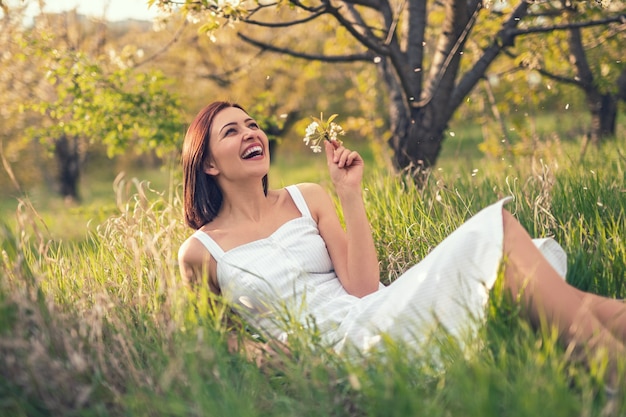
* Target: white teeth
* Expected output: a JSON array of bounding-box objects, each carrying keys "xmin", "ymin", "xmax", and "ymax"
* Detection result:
[{"xmin": 241, "ymin": 145, "xmax": 262, "ymax": 159}]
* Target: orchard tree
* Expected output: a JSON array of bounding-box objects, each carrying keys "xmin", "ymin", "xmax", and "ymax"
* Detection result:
[
  {"xmin": 151, "ymin": 0, "xmax": 625, "ymax": 179},
  {"xmin": 6, "ymin": 6, "xmax": 185, "ymax": 201},
  {"xmin": 26, "ymin": 46, "xmax": 184, "ymax": 201},
  {"xmin": 508, "ymin": 2, "xmax": 626, "ymax": 145}
]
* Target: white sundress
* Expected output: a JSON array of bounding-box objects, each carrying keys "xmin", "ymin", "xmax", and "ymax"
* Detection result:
[{"xmin": 191, "ymin": 185, "xmax": 567, "ymax": 353}]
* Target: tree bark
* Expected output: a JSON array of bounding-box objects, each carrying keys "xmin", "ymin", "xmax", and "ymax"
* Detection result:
[
  {"xmin": 617, "ymin": 68, "xmax": 626, "ymax": 102},
  {"xmin": 384, "ymin": 0, "xmax": 528, "ymax": 181},
  {"xmin": 54, "ymin": 134, "xmax": 81, "ymax": 202},
  {"xmin": 568, "ymin": 26, "xmax": 618, "ymax": 144},
  {"xmin": 595, "ymin": 93, "xmax": 617, "ymax": 143},
  {"xmin": 388, "ymin": 101, "xmax": 446, "ymax": 179}
]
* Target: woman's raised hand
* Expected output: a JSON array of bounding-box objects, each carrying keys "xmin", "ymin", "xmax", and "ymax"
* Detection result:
[{"xmin": 324, "ymin": 139, "xmax": 364, "ymax": 191}]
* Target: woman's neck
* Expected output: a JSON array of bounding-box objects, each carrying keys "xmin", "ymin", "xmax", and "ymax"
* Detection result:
[{"xmin": 218, "ymin": 179, "xmax": 273, "ymax": 223}]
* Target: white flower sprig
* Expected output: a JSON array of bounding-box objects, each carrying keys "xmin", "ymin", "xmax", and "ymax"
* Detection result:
[{"xmin": 303, "ymin": 113, "xmax": 345, "ymax": 153}]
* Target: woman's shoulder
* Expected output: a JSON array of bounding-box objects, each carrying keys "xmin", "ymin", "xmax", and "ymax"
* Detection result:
[
  {"xmin": 286, "ymin": 183, "xmax": 333, "ymax": 205},
  {"xmin": 268, "ymin": 182, "xmax": 329, "ymax": 203},
  {"xmin": 178, "ymin": 232, "xmax": 211, "ymax": 266},
  {"xmin": 285, "ymin": 183, "xmax": 335, "ymax": 221},
  {"xmin": 289, "ymin": 182, "xmax": 327, "ymax": 197},
  {"xmin": 178, "ymin": 230, "xmax": 220, "ymax": 291}
]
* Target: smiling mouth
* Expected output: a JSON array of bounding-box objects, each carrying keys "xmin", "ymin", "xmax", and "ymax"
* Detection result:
[{"xmin": 241, "ymin": 145, "xmax": 263, "ymax": 159}]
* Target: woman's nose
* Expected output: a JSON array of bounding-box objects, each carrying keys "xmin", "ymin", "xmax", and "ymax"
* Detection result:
[{"xmin": 242, "ymin": 129, "xmax": 255, "ymax": 140}]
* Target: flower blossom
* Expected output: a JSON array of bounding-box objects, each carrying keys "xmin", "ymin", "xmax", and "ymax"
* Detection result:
[{"xmin": 302, "ymin": 113, "xmax": 345, "ymax": 153}]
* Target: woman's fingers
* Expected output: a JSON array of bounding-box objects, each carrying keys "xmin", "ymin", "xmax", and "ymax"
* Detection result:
[
  {"xmin": 345, "ymin": 150, "xmax": 360, "ymax": 167},
  {"xmin": 335, "ymin": 148, "xmax": 348, "ymax": 167},
  {"xmin": 327, "ymin": 141, "xmax": 360, "ymax": 168},
  {"xmin": 325, "ymin": 140, "xmax": 364, "ymax": 188},
  {"xmin": 336, "ymin": 149, "xmax": 361, "ymax": 168},
  {"xmin": 324, "ymin": 140, "xmax": 337, "ymax": 165},
  {"xmin": 325, "ymin": 140, "xmax": 346, "ymax": 166}
]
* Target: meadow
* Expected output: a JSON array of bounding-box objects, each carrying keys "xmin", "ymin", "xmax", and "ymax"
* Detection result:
[{"xmin": 1, "ymin": 119, "xmax": 625, "ymax": 416}]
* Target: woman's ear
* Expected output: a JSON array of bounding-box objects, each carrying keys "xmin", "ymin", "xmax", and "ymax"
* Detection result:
[{"xmin": 204, "ymin": 159, "xmax": 219, "ymax": 176}]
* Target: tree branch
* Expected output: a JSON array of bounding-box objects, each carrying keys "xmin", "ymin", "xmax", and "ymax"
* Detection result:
[
  {"xmin": 534, "ymin": 67, "xmax": 581, "ymax": 87},
  {"xmin": 287, "ymin": 0, "xmax": 328, "ymax": 13},
  {"xmin": 134, "ymin": 20, "xmax": 188, "ymax": 68},
  {"xmin": 384, "ymin": 0, "xmax": 406, "ymax": 45},
  {"xmin": 448, "ymin": 1, "xmax": 530, "ymax": 111},
  {"xmin": 237, "ymin": 32, "xmax": 375, "ymax": 62},
  {"xmin": 342, "ymin": 1, "xmax": 388, "ymax": 38},
  {"xmin": 244, "ymin": 6, "xmax": 327, "ymax": 27},
  {"xmin": 507, "ymin": 14, "xmax": 626, "ymax": 36},
  {"xmin": 567, "ymin": 26, "xmax": 595, "ymax": 92},
  {"xmin": 580, "ymin": 22, "xmax": 626, "ymax": 49},
  {"xmin": 416, "ymin": 0, "xmax": 481, "ymax": 109},
  {"xmin": 404, "ymin": 0, "xmax": 426, "ymax": 107},
  {"xmin": 322, "ymin": 0, "xmax": 388, "ymax": 55},
  {"xmin": 199, "ymin": 49, "xmax": 268, "ymax": 87},
  {"xmin": 500, "ymin": 49, "xmax": 582, "ymax": 87},
  {"xmin": 341, "ymin": 0, "xmax": 383, "ymax": 9}
]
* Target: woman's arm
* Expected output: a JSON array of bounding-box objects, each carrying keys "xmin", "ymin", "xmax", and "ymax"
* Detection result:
[
  {"xmin": 303, "ymin": 140, "xmax": 380, "ymax": 297},
  {"xmin": 178, "ymin": 237, "xmax": 289, "ymax": 364},
  {"xmin": 178, "ymin": 236, "xmax": 220, "ymax": 293}
]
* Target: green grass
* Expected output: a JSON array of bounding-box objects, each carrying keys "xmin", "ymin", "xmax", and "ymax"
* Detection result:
[
  {"xmin": 1, "ymin": 130, "xmax": 625, "ymax": 415},
  {"xmin": 0, "ymin": 164, "xmax": 175, "ymax": 242}
]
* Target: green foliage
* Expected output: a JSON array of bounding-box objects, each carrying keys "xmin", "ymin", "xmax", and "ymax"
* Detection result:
[
  {"xmin": 246, "ymin": 92, "xmax": 290, "ymax": 145},
  {"xmin": 1, "ymin": 8, "xmax": 188, "ymax": 197},
  {"xmin": 482, "ymin": 0, "xmax": 626, "ymax": 126},
  {"xmin": 24, "ymin": 40, "xmax": 184, "ymax": 159}
]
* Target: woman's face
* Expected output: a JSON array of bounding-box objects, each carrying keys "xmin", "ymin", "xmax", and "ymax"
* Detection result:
[{"xmin": 205, "ymin": 106, "xmax": 270, "ymax": 183}]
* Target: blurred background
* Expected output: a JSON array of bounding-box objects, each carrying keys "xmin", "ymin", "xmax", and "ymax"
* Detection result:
[{"xmin": 1, "ymin": 0, "xmax": 624, "ymax": 240}]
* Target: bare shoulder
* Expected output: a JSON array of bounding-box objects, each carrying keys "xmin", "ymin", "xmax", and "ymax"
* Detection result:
[
  {"xmin": 178, "ymin": 232, "xmax": 218, "ymax": 290},
  {"xmin": 293, "ymin": 183, "xmax": 335, "ymax": 221},
  {"xmin": 295, "ymin": 182, "xmax": 332, "ymax": 202},
  {"xmin": 178, "ymin": 233, "xmax": 210, "ymax": 266}
]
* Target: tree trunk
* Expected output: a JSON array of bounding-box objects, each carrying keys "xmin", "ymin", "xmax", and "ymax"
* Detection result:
[
  {"xmin": 382, "ymin": 0, "xmax": 476, "ymax": 182},
  {"xmin": 617, "ymin": 68, "xmax": 626, "ymax": 102},
  {"xmin": 54, "ymin": 134, "xmax": 81, "ymax": 202},
  {"xmin": 598, "ymin": 93, "xmax": 617, "ymax": 140},
  {"xmin": 381, "ymin": 53, "xmax": 450, "ymax": 181},
  {"xmin": 586, "ymin": 92, "xmax": 617, "ymax": 145},
  {"xmin": 567, "ymin": 26, "xmax": 618, "ymax": 145},
  {"xmin": 388, "ymin": 105, "xmax": 446, "ymax": 180}
]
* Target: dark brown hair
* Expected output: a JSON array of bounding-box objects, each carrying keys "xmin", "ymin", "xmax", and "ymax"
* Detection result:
[{"xmin": 182, "ymin": 101, "xmax": 268, "ymax": 229}]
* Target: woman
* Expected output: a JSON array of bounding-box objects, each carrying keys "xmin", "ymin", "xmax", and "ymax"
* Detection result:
[{"xmin": 178, "ymin": 101, "xmax": 626, "ymax": 376}]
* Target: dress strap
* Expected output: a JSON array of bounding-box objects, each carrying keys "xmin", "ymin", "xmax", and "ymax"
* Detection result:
[
  {"xmin": 192, "ymin": 229, "xmax": 225, "ymax": 261},
  {"xmin": 285, "ymin": 185, "xmax": 312, "ymax": 218}
]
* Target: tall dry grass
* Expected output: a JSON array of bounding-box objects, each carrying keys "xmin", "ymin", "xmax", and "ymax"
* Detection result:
[{"xmin": 1, "ymin": 139, "xmax": 625, "ymax": 416}]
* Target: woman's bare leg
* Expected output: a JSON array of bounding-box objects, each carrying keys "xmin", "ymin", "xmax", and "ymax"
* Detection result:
[
  {"xmin": 575, "ymin": 292, "xmax": 626, "ymax": 341},
  {"xmin": 500, "ymin": 210, "xmax": 626, "ymax": 374}
]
